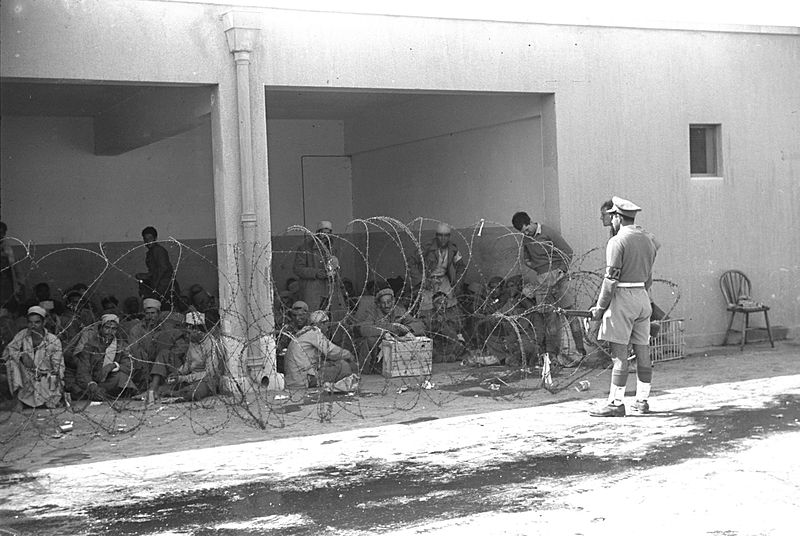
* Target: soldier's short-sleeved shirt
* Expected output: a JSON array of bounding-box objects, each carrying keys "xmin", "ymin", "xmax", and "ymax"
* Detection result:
[{"xmin": 605, "ymin": 225, "xmax": 659, "ymax": 285}]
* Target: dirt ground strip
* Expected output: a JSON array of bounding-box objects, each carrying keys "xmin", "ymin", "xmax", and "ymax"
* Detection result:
[
  {"xmin": 0, "ymin": 340, "xmax": 797, "ymax": 474},
  {"xmin": 3, "ymin": 367, "xmax": 800, "ymax": 536}
]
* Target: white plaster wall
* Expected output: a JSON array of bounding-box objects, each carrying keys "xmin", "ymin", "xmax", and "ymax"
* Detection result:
[
  {"xmin": 0, "ymin": 0, "xmax": 227, "ymax": 84},
  {"xmin": 549, "ymin": 28, "xmax": 800, "ymax": 345},
  {"xmin": 258, "ymin": 10, "xmax": 800, "ymax": 345},
  {"xmin": 347, "ymin": 93, "xmax": 545, "ymax": 228},
  {"xmin": 0, "ymin": 116, "xmax": 215, "ymax": 243},
  {"xmin": 2, "ymin": 1, "xmax": 798, "ymax": 345},
  {"xmin": 345, "ymin": 93, "xmax": 542, "ymax": 155},
  {"xmin": 350, "ymin": 117, "xmax": 543, "ymax": 228},
  {"xmin": 265, "ymin": 119, "xmax": 347, "ymax": 234}
]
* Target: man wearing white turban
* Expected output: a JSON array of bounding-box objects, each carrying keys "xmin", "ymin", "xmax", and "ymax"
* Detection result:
[
  {"xmin": 72, "ymin": 314, "xmax": 133, "ymax": 400},
  {"xmin": 145, "ymin": 311, "xmax": 224, "ymax": 403},
  {"xmin": 4, "ymin": 306, "xmax": 65, "ymax": 408},
  {"xmin": 126, "ymin": 298, "xmax": 173, "ymax": 390}
]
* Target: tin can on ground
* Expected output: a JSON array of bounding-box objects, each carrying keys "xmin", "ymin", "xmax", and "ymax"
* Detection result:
[
  {"xmin": 58, "ymin": 421, "xmax": 73, "ymax": 433},
  {"xmin": 575, "ymin": 380, "xmax": 590, "ymax": 392}
]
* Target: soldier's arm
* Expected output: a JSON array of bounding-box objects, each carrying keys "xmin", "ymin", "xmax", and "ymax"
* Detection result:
[{"xmin": 591, "ymin": 240, "xmax": 622, "ymax": 318}]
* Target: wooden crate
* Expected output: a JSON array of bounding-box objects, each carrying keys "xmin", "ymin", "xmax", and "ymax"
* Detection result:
[{"xmin": 380, "ymin": 336, "xmax": 433, "ymax": 378}]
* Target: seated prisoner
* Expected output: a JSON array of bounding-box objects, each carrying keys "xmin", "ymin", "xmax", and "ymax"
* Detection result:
[
  {"xmin": 4, "ymin": 305, "xmax": 65, "ymax": 409},
  {"xmin": 421, "ymin": 291, "xmax": 468, "ymax": 363},
  {"xmin": 276, "ymin": 301, "xmax": 310, "ymax": 373},
  {"xmin": 71, "ymin": 314, "xmax": 133, "ymax": 401},
  {"xmin": 284, "ymin": 310, "xmax": 356, "ymax": 390},
  {"xmin": 278, "ymin": 277, "xmax": 302, "ymax": 311},
  {"xmin": 472, "ymin": 277, "xmax": 537, "ymax": 367},
  {"xmin": 146, "ymin": 311, "xmax": 223, "ymax": 403},
  {"xmin": 353, "ymin": 288, "xmax": 425, "ymax": 373},
  {"xmin": 66, "ymin": 283, "xmax": 101, "ymax": 316},
  {"xmin": 121, "ymin": 296, "xmax": 142, "ymax": 322},
  {"xmin": 465, "ymin": 276, "xmax": 504, "ymax": 346},
  {"xmin": 27, "ymin": 284, "xmax": 64, "ymax": 336},
  {"xmin": 187, "ymin": 284, "xmax": 214, "ymax": 312},
  {"xmin": 101, "ymin": 295, "xmax": 121, "ymax": 316},
  {"xmin": 60, "ymin": 288, "xmax": 97, "ymax": 355},
  {"xmin": 25, "ymin": 282, "xmax": 65, "ymax": 316},
  {"xmin": 351, "ymin": 281, "xmax": 378, "ymax": 323},
  {"xmin": 126, "ymin": 298, "xmax": 177, "ymax": 390}
]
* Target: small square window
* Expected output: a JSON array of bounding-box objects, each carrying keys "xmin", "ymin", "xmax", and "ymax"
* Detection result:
[{"xmin": 689, "ymin": 124, "xmax": 721, "ymax": 177}]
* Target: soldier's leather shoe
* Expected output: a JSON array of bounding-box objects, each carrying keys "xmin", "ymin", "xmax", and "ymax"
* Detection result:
[
  {"xmin": 589, "ymin": 403, "xmax": 626, "ymax": 417},
  {"xmin": 630, "ymin": 400, "xmax": 650, "ymax": 415}
]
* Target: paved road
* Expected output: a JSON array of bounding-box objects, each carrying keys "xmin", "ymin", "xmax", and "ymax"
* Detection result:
[{"xmin": 2, "ymin": 375, "xmax": 799, "ymax": 535}]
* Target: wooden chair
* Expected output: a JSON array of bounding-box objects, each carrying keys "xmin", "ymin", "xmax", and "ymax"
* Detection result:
[{"xmin": 719, "ymin": 270, "xmax": 774, "ymax": 350}]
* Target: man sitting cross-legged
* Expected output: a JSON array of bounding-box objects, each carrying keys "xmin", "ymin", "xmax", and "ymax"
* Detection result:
[
  {"xmin": 71, "ymin": 314, "xmax": 134, "ymax": 401},
  {"xmin": 276, "ymin": 300, "xmax": 310, "ymax": 373},
  {"xmin": 145, "ymin": 311, "xmax": 224, "ymax": 404},
  {"xmin": 126, "ymin": 298, "xmax": 182, "ymax": 391},
  {"xmin": 4, "ymin": 306, "xmax": 65, "ymax": 409},
  {"xmin": 421, "ymin": 291, "xmax": 468, "ymax": 363},
  {"xmin": 352, "ymin": 288, "xmax": 425, "ymax": 374},
  {"xmin": 284, "ymin": 310, "xmax": 357, "ymax": 390}
]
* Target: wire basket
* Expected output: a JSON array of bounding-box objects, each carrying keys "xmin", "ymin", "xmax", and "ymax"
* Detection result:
[{"xmin": 651, "ymin": 318, "xmax": 685, "ymax": 363}]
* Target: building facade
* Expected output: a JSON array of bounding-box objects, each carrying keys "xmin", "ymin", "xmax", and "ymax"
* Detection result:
[{"xmin": 2, "ymin": 1, "xmax": 798, "ymax": 382}]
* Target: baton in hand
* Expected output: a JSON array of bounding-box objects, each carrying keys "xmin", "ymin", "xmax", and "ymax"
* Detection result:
[{"xmin": 556, "ymin": 308, "xmax": 593, "ymax": 318}]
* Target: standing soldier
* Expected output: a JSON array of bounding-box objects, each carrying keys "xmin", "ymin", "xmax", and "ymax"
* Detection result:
[{"xmin": 589, "ymin": 196, "xmax": 659, "ymax": 417}]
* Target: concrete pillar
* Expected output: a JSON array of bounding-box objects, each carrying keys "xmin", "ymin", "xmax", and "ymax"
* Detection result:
[
  {"xmin": 212, "ymin": 10, "xmax": 277, "ymax": 394},
  {"xmin": 541, "ymin": 94, "xmax": 562, "ymax": 231}
]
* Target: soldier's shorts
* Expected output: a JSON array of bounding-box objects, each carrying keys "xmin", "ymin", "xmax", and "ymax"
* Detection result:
[{"xmin": 599, "ymin": 287, "xmax": 652, "ymax": 345}]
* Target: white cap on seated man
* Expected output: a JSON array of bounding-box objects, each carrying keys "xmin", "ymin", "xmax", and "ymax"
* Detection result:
[
  {"xmin": 100, "ymin": 313, "xmax": 119, "ymax": 325},
  {"xmin": 142, "ymin": 298, "xmax": 161, "ymax": 311},
  {"xmin": 28, "ymin": 305, "xmax": 48, "ymax": 319}
]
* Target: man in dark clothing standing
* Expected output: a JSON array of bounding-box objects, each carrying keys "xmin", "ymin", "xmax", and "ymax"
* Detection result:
[
  {"xmin": 136, "ymin": 226, "xmax": 180, "ymax": 309},
  {"xmin": 511, "ymin": 211, "xmax": 587, "ymax": 364}
]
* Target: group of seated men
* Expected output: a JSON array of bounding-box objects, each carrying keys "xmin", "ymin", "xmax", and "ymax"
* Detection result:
[
  {"xmin": 1, "ymin": 282, "xmax": 225, "ymax": 409},
  {"xmin": 1, "ymin": 213, "xmax": 598, "ymax": 405},
  {"xmin": 274, "ymin": 272, "xmax": 583, "ymax": 389},
  {"xmin": 274, "ymin": 218, "xmax": 592, "ymax": 389}
]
